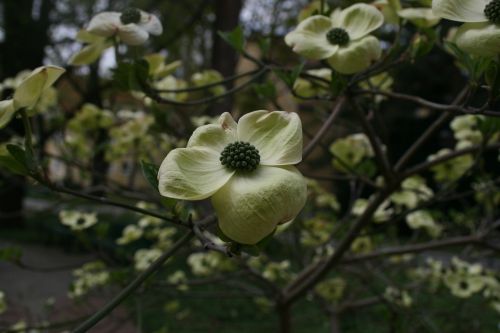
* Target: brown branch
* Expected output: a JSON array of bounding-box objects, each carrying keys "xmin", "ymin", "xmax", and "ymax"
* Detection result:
[
  {"xmin": 391, "ymin": 87, "xmax": 469, "ymax": 171},
  {"xmin": 303, "ymin": 97, "xmax": 346, "ymax": 159},
  {"xmin": 356, "ymin": 89, "xmax": 500, "ymax": 117}
]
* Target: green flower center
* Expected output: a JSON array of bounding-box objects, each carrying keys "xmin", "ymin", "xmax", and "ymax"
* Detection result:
[
  {"xmin": 220, "ymin": 141, "xmax": 260, "ymax": 171},
  {"xmin": 485, "ymin": 0, "xmax": 500, "ymax": 24},
  {"xmin": 327, "ymin": 28, "xmax": 350, "ymax": 46},
  {"xmin": 120, "ymin": 8, "xmax": 141, "ymax": 24},
  {"xmin": 459, "ymin": 281, "xmax": 469, "ymax": 290}
]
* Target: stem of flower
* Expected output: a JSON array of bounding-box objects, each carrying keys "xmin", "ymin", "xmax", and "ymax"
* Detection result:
[{"xmin": 20, "ymin": 109, "xmax": 33, "ymax": 155}]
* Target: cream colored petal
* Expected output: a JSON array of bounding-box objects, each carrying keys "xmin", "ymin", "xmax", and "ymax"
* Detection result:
[
  {"xmin": 237, "ymin": 110, "xmax": 302, "ymax": 166},
  {"xmin": 187, "ymin": 112, "xmax": 237, "ymax": 154},
  {"xmin": 118, "ymin": 25, "xmax": 149, "ymax": 45},
  {"xmin": 139, "ymin": 11, "xmax": 163, "ymax": 35},
  {"xmin": 76, "ymin": 29, "xmax": 107, "ymax": 43},
  {"xmin": 212, "ymin": 166, "xmax": 307, "ymax": 244},
  {"xmin": 330, "ymin": 8, "xmax": 343, "ymax": 26},
  {"xmin": 285, "ymin": 15, "xmax": 338, "ymax": 60},
  {"xmin": 69, "ymin": 43, "xmax": 109, "ymax": 66},
  {"xmin": 328, "ymin": 36, "xmax": 382, "ymax": 74},
  {"xmin": 13, "ymin": 69, "xmax": 45, "ymax": 109},
  {"xmin": 13, "ymin": 66, "xmax": 64, "ymax": 109},
  {"xmin": 41, "ymin": 65, "xmax": 66, "ymax": 90},
  {"xmin": 0, "ymin": 100, "xmax": 16, "ymax": 129},
  {"xmin": 432, "ymin": 0, "xmax": 489, "ymax": 22},
  {"xmin": 398, "ymin": 8, "xmax": 441, "ymax": 27},
  {"xmin": 187, "ymin": 113, "xmax": 238, "ymax": 153},
  {"xmin": 158, "ymin": 147, "xmax": 235, "ymax": 200},
  {"xmin": 87, "ymin": 12, "xmax": 122, "ymax": 37},
  {"xmin": 455, "ymin": 22, "xmax": 500, "ymax": 57},
  {"xmin": 340, "ymin": 3, "xmax": 384, "ymax": 40}
]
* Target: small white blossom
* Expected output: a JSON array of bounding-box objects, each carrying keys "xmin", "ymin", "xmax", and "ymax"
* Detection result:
[
  {"xmin": 87, "ymin": 8, "xmax": 162, "ymax": 45},
  {"xmin": 59, "ymin": 210, "xmax": 97, "ymax": 231}
]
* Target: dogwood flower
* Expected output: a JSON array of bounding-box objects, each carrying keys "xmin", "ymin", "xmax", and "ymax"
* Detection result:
[
  {"xmin": 87, "ymin": 8, "xmax": 162, "ymax": 45},
  {"xmin": 59, "ymin": 210, "xmax": 98, "ymax": 231},
  {"xmin": 432, "ymin": 0, "xmax": 500, "ymax": 56},
  {"xmin": 158, "ymin": 111, "xmax": 307, "ymax": 245},
  {"xmin": 0, "ymin": 65, "xmax": 65, "ymax": 128},
  {"xmin": 285, "ymin": 3, "xmax": 384, "ymax": 74}
]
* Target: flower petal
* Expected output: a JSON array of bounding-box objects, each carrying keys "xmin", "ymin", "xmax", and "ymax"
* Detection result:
[
  {"xmin": 455, "ymin": 22, "xmax": 500, "ymax": 57},
  {"xmin": 432, "ymin": 0, "xmax": 489, "ymax": 22},
  {"xmin": 328, "ymin": 36, "xmax": 382, "ymax": 74},
  {"xmin": 69, "ymin": 43, "xmax": 109, "ymax": 66},
  {"xmin": 340, "ymin": 3, "xmax": 384, "ymax": 40},
  {"xmin": 187, "ymin": 112, "xmax": 237, "ymax": 152},
  {"xmin": 13, "ymin": 66, "xmax": 65, "ymax": 109},
  {"xmin": 0, "ymin": 100, "xmax": 16, "ymax": 129},
  {"xmin": 212, "ymin": 166, "xmax": 307, "ymax": 244},
  {"xmin": 398, "ymin": 8, "xmax": 441, "ymax": 27},
  {"xmin": 87, "ymin": 12, "xmax": 122, "ymax": 37},
  {"xmin": 139, "ymin": 11, "xmax": 163, "ymax": 35},
  {"xmin": 158, "ymin": 147, "xmax": 234, "ymax": 200},
  {"xmin": 41, "ymin": 65, "xmax": 66, "ymax": 90},
  {"xmin": 118, "ymin": 24, "xmax": 149, "ymax": 45},
  {"xmin": 237, "ymin": 110, "xmax": 303, "ymax": 166},
  {"xmin": 76, "ymin": 29, "xmax": 106, "ymax": 43},
  {"xmin": 285, "ymin": 15, "xmax": 338, "ymax": 60}
]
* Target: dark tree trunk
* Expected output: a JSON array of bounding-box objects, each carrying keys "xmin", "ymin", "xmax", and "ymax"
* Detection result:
[
  {"xmin": 0, "ymin": 0, "xmax": 53, "ymax": 227},
  {"xmin": 210, "ymin": 0, "xmax": 243, "ymax": 114}
]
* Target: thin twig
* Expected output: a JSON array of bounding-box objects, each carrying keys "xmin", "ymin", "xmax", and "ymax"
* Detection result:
[{"xmin": 71, "ymin": 230, "xmax": 194, "ymax": 333}]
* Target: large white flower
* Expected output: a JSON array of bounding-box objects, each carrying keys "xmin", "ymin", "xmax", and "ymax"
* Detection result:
[
  {"xmin": 285, "ymin": 3, "xmax": 384, "ymax": 74},
  {"xmin": 433, "ymin": 0, "xmax": 500, "ymax": 56},
  {"xmin": 0, "ymin": 65, "xmax": 65, "ymax": 129},
  {"xmin": 158, "ymin": 111, "xmax": 307, "ymax": 245},
  {"xmin": 87, "ymin": 8, "xmax": 163, "ymax": 46}
]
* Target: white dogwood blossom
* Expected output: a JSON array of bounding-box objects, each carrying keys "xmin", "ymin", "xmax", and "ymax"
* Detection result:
[
  {"xmin": 87, "ymin": 8, "xmax": 162, "ymax": 45},
  {"xmin": 158, "ymin": 111, "xmax": 307, "ymax": 244},
  {"xmin": 285, "ymin": 4, "xmax": 384, "ymax": 74},
  {"xmin": 0, "ymin": 66, "xmax": 65, "ymax": 128},
  {"xmin": 433, "ymin": 0, "xmax": 500, "ymax": 56}
]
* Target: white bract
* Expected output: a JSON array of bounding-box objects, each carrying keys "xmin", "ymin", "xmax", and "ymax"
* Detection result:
[
  {"xmin": 285, "ymin": 3, "xmax": 384, "ymax": 74},
  {"xmin": 69, "ymin": 30, "xmax": 112, "ymax": 66},
  {"xmin": 432, "ymin": 0, "xmax": 500, "ymax": 56},
  {"xmin": 0, "ymin": 66, "xmax": 65, "ymax": 128},
  {"xmin": 87, "ymin": 8, "xmax": 162, "ymax": 46},
  {"xmin": 59, "ymin": 210, "xmax": 97, "ymax": 231},
  {"xmin": 157, "ymin": 111, "xmax": 307, "ymax": 245}
]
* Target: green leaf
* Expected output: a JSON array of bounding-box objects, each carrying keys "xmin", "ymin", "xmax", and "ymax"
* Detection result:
[
  {"xmin": 410, "ymin": 30, "xmax": 436, "ymax": 59},
  {"xmin": 140, "ymin": 160, "xmax": 159, "ymax": 191},
  {"xmin": 253, "ymin": 81, "xmax": 277, "ymax": 100},
  {"xmin": 218, "ymin": 26, "xmax": 245, "ymax": 52},
  {"xmin": 112, "ymin": 59, "xmax": 150, "ymax": 91},
  {"xmin": 478, "ymin": 117, "xmax": 500, "ymax": 136},
  {"xmin": 274, "ymin": 62, "xmax": 305, "ymax": 88},
  {"xmin": 0, "ymin": 154, "xmax": 29, "ymax": 175},
  {"xmin": 330, "ymin": 70, "xmax": 348, "ymax": 96},
  {"xmin": 257, "ymin": 37, "xmax": 270, "ymax": 55},
  {"xmin": 445, "ymin": 42, "xmax": 491, "ymax": 82},
  {"xmin": 6, "ymin": 144, "xmax": 35, "ymax": 173}
]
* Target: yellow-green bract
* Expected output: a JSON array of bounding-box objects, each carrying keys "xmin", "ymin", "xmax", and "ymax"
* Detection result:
[
  {"xmin": 285, "ymin": 3, "xmax": 384, "ymax": 74},
  {"xmin": 0, "ymin": 65, "xmax": 65, "ymax": 129},
  {"xmin": 157, "ymin": 111, "xmax": 308, "ymax": 245},
  {"xmin": 433, "ymin": 0, "xmax": 500, "ymax": 56}
]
